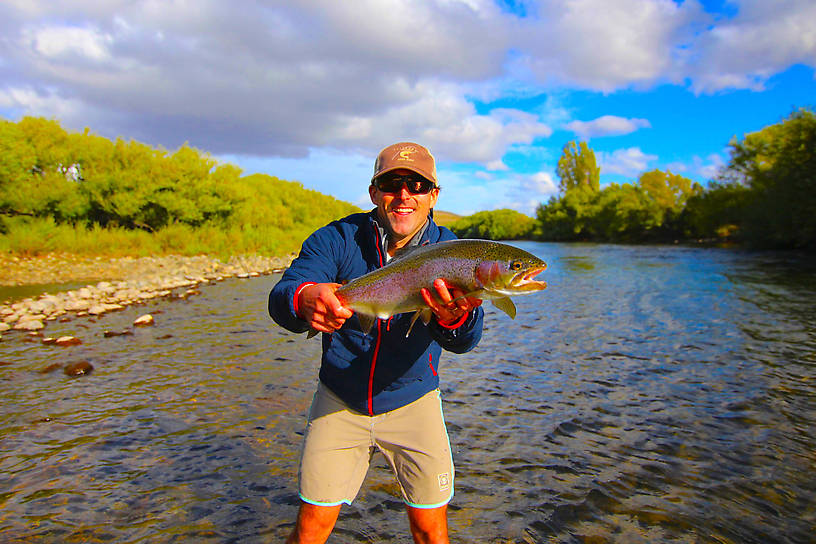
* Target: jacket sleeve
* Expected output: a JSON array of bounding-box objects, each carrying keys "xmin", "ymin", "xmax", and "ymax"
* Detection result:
[
  {"xmin": 268, "ymin": 224, "xmax": 343, "ymax": 334},
  {"xmin": 428, "ymin": 305, "xmax": 484, "ymax": 354}
]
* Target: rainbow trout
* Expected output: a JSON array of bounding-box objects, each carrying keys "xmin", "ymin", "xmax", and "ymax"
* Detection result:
[{"xmin": 317, "ymin": 239, "xmax": 547, "ymax": 337}]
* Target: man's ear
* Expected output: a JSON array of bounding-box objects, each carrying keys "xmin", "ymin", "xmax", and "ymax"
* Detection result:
[
  {"xmin": 429, "ymin": 187, "xmax": 440, "ymax": 208},
  {"xmin": 369, "ymin": 184, "xmax": 378, "ymax": 205}
]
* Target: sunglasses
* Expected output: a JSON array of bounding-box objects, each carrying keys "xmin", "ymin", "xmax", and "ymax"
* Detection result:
[{"xmin": 373, "ymin": 174, "xmax": 436, "ymax": 195}]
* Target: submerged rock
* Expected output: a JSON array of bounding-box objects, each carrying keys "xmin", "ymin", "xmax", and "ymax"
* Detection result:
[
  {"xmin": 64, "ymin": 361, "xmax": 93, "ymax": 376},
  {"xmin": 39, "ymin": 363, "xmax": 62, "ymax": 374},
  {"xmin": 103, "ymin": 329, "xmax": 134, "ymax": 338}
]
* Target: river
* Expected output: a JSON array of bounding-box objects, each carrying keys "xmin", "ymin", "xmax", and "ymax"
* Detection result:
[{"xmin": 1, "ymin": 242, "xmax": 814, "ymax": 543}]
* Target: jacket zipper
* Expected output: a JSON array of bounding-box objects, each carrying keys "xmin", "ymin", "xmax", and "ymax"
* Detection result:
[
  {"xmin": 367, "ymin": 221, "xmax": 386, "ymax": 415},
  {"xmin": 366, "ymin": 218, "xmax": 431, "ymax": 415}
]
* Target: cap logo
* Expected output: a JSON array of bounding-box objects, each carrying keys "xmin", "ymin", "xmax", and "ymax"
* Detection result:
[{"xmin": 396, "ymin": 147, "xmax": 417, "ymax": 162}]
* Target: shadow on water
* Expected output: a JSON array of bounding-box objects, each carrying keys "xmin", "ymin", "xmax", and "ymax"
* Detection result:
[{"xmin": 2, "ymin": 245, "xmax": 816, "ymax": 543}]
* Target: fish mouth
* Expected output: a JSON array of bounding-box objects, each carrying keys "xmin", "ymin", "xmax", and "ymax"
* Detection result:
[{"xmin": 510, "ymin": 265, "xmax": 548, "ymax": 291}]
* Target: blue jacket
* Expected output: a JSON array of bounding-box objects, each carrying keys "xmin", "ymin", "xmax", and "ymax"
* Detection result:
[{"xmin": 268, "ymin": 210, "xmax": 484, "ymax": 415}]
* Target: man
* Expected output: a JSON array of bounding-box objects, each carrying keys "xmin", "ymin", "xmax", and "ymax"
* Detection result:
[{"xmin": 268, "ymin": 142, "xmax": 484, "ymax": 544}]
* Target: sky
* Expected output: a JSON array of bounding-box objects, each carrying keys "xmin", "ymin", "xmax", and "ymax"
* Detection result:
[{"xmin": 1, "ymin": 1, "xmax": 814, "ymax": 217}]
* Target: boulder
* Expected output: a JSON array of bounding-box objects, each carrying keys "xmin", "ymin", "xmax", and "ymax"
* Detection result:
[
  {"xmin": 55, "ymin": 336, "xmax": 82, "ymax": 346},
  {"xmin": 134, "ymin": 314, "xmax": 154, "ymax": 326},
  {"xmin": 14, "ymin": 319, "xmax": 44, "ymax": 331}
]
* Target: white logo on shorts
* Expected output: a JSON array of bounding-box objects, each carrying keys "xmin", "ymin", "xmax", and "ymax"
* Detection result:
[{"xmin": 438, "ymin": 472, "xmax": 451, "ymax": 491}]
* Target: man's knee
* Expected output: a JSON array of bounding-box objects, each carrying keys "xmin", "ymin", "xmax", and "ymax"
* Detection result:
[
  {"xmin": 287, "ymin": 502, "xmax": 341, "ymax": 544},
  {"xmin": 406, "ymin": 505, "xmax": 449, "ymax": 544}
]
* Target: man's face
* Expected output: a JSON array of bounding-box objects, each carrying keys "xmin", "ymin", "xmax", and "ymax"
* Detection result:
[{"xmin": 369, "ymin": 168, "xmax": 439, "ymax": 248}]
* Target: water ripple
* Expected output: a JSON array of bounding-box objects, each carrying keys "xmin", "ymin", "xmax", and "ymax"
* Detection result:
[{"xmin": 1, "ymin": 245, "xmax": 815, "ymax": 542}]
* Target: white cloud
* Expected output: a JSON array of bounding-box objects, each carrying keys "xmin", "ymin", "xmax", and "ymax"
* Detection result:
[
  {"xmin": 329, "ymin": 82, "xmax": 552, "ymax": 164},
  {"xmin": 697, "ymin": 153, "xmax": 727, "ymax": 181},
  {"xmin": 0, "ymin": 86, "xmax": 87, "ymax": 122},
  {"xmin": 435, "ymin": 168, "xmax": 557, "ymax": 216},
  {"xmin": 565, "ymin": 115, "xmax": 651, "ymax": 140},
  {"xmin": 665, "ymin": 152, "xmax": 727, "ymax": 182},
  {"xmin": 0, "ymin": 0, "xmax": 814, "ymax": 220},
  {"xmin": 516, "ymin": 0, "xmax": 702, "ymax": 91},
  {"xmin": 689, "ymin": 0, "xmax": 816, "ymax": 93},
  {"xmin": 599, "ymin": 148, "xmax": 658, "ymax": 177},
  {"xmin": 24, "ymin": 24, "xmax": 113, "ymax": 62},
  {"xmin": 1, "ymin": 0, "xmax": 812, "ymax": 162},
  {"xmin": 499, "ymin": 172, "xmax": 559, "ymax": 215},
  {"xmin": 0, "ymin": 0, "xmax": 549, "ymax": 164}
]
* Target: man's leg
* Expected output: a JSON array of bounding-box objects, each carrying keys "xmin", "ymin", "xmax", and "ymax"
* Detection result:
[
  {"xmin": 406, "ymin": 504, "xmax": 449, "ymax": 544},
  {"xmin": 287, "ymin": 502, "xmax": 342, "ymax": 544}
]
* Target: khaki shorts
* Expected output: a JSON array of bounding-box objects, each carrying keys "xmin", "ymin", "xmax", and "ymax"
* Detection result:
[{"xmin": 298, "ymin": 383, "xmax": 454, "ymax": 508}]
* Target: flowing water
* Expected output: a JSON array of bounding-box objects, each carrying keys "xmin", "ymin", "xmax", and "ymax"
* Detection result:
[{"xmin": 1, "ymin": 242, "xmax": 814, "ymax": 543}]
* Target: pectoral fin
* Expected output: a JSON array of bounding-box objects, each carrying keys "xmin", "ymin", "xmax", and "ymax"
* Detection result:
[
  {"xmin": 492, "ymin": 297, "xmax": 517, "ymax": 319},
  {"xmin": 307, "ymin": 328, "xmax": 319, "ymax": 339}
]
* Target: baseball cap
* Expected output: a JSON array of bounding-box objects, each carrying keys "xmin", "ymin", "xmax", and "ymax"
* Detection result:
[{"xmin": 372, "ymin": 142, "xmax": 438, "ymax": 186}]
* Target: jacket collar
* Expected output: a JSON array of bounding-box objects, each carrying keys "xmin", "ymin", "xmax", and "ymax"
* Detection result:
[{"xmin": 368, "ymin": 209, "xmax": 436, "ymax": 262}]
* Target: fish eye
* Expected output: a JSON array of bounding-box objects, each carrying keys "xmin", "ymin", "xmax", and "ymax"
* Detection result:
[{"xmin": 510, "ymin": 260, "xmax": 523, "ymax": 270}]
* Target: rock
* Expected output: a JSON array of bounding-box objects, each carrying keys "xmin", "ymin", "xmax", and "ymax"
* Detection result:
[
  {"xmin": 1, "ymin": 253, "xmax": 296, "ymax": 330},
  {"xmin": 103, "ymin": 329, "xmax": 133, "ymax": 338},
  {"xmin": 77, "ymin": 287, "xmax": 93, "ymax": 299},
  {"xmin": 96, "ymin": 281, "xmax": 114, "ymax": 292},
  {"xmin": 134, "ymin": 314, "xmax": 154, "ymax": 326},
  {"xmin": 39, "ymin": 362, "xmax": 62, "ymax": 373},
  {"xmin": 64, "ymin": 361, "xmax": 93, "ymax": 376},
  {"xmin": 14, "ymin": 319, "xmax": 44, "ymax": 331},
  {"xmin": 65, "ymin": 299, "xmax": 90, "ymax": 312},
  {"xmin": 42, "ymin": 337, "xmax": 56, "ymax": 345},
  {"xmin": 88, "ymin": 305, "xmax": 107, "ymax": 316},
  {"xmin": 55, "ymin": 336, "xmax": 82, "ymax": 346}
]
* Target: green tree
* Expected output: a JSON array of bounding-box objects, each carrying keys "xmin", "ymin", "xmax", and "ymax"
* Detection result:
[
  {"xmin": 722, "ymin": 108, "xmax": 816, "ymax": 248},
  {"xmin": 637, "ymin": 169, "xmax": 698, "ymax": 236},
  {"xmin": 449, "ymin": 209, "xmax": 536, "ymax": 240},
  {"xmin": 557, "ymin": 141, "xmax": 600, "ymax": 193},
  {"xmin": 587, "ymin": 183, "xmax": 648, "ymax": 241},
  {"xmin": 0, "ymin": 120, "xmax": 38, "ymax": 215},
  {"xmin": 681, "ymin": 181, "xmax": 749, "ymax": 241}
]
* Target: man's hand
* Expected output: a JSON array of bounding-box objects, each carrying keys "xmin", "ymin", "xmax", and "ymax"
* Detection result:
[
  {"xmin": 420, "ymin": 278, "xmax": 482, "ymax": 327},
  {"xmin": 297, "ymin": 283, "xmax": 354, "ymax": 334}
]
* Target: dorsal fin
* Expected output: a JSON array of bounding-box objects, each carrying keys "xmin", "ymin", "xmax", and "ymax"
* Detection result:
[{"xmin": 390, "ymin": 244, "xmax": 426, "ymax": 262}]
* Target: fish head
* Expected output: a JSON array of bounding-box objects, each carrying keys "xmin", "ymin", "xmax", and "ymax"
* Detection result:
[{"xmin": 475, "ymin": 252, "xmax": 547, "ymax": 296}]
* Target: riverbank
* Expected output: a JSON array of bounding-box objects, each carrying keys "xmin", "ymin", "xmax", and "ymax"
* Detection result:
[{"xmin": 0, "ymin": 253, "xmax": 294, "ymax": 337}]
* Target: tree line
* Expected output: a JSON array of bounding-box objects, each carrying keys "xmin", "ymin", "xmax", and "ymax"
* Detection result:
[
  {"xmin": 2, "ymin": 110, "xmax": 813, "ymax": 256},
  {"xmin": 0, "ymin": 117, "xmax": 359, "ymax": 256},
  {"xmin": 450, "ymin": 108, "xmax": 815, "ymax": 250}
]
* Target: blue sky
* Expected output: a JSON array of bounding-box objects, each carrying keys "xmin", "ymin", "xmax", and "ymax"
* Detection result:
[{"xmin": 1, "ymin": 1, "xmax": 814, "ymax": 216}]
